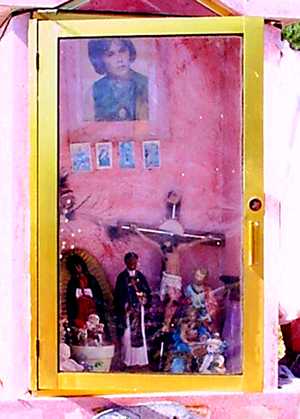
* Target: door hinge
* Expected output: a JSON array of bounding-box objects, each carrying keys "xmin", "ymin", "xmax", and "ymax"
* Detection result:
[
  {"xmin": 36, "ymin": 339, "xmax": 40, "ymax": 358},
  {"xmin": 36, "ymin": 52, "xmax": 40, "ymax": 71}
]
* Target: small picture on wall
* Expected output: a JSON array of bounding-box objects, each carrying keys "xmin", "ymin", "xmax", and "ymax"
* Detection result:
[
  {"xmin": 96, "ymin": 142, "xmax": 112, "ymax": 169},
  {"xmin": 119, "ymin": 140, "xmax": 135, "ymax": 169},
  {"xmin": 70, "ymin": 143, "xmax": 92, "ymax": 172},
  {"xmin": 143, "ymin": 140, "xmax": 160, "ymax": 169}
]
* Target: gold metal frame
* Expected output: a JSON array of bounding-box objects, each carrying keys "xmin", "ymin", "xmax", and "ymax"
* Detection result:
[{"xmin": 30, "ymin": 13, "xmax": 264, "ymax": 395}]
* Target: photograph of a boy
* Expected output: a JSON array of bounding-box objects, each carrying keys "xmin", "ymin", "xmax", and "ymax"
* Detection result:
[{"xmin": 88, "ymin": 38, "xmax": 149, "ymax": 122}]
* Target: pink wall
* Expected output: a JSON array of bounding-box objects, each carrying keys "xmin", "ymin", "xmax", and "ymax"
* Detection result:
[
  {"xmin": 2, "ymin": 0, "xmax": 300, "ymax": 19},
  {"xmin": 1, "ymin": 0, "xmax": 300, "ymax": 410},
  {"xmin": 214, "ymin": 0, "xmax": 300, "ymax": 18},
  {"xmin": 79, "ymin": 0, "xmax": 216, "ymax": 15},
  {"xmin": 2, "ymin": 393, "xmax": 300, "ymax": 418},
  {"xmin": 59, "ymin": 36, "xmax": 242, "ymax": 292},
  {"xmin": 0, "ymin": 13, "xmax": 31, "ymax": 400}
]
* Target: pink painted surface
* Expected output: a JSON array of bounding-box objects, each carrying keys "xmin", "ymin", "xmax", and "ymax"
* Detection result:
[
  {"xmin": 59, "ymin": 36, "xmax": 242, "ymax": 293},
  {"xmin": 2, "ymin": 0, "xmax": 300, "ymax": 19},
  {"xmin": 1, "ymin": 0, "xmax": 300, "ymax": 404},
  {"xmin": 214, "ymin": 0, "xmax": 300, "ymax": 18},
  {"xmin": 79, "ymin": 0, "xmax": 216, "ymax": 15},
  {"xmin": 2, "ymin": 393, "xmax": 300, "ymax": 418},
  {"xmin": 0, "ymin": 13, "xmax": 31, "ymax": 400}
]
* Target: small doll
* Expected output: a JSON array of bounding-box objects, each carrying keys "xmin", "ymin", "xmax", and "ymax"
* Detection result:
[
  {"xmin": 169, "ymin": 308, "xmax": 208, "ymax": 373},
  {"xmin": 185, "ymin": 268, "xmax": 219, "ymax": 331},
  {"xmin": 86, "ymin": 314, "xmax": 105, "ymax": 346},
  {"xmin": 198, "ymin": 332, "xmax": 226, "ymax": 374},
  {"xmin": 59, "ymin": 343, "xmax": 84, "ymax": 372},
  {"xmin": 166, "ymin": 315, "xmax": 195, "ymax": 373}
]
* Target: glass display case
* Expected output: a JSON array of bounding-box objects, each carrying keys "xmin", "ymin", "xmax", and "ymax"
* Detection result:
[{"xmin": 31, "ymin": 14, "xmax": 264, "ymax": 394}]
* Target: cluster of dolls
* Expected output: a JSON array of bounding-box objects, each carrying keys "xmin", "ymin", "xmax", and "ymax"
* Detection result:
[
  {"xmin": 61, "ymin": 250, "xmax": 239, "ymax": 374},
  {"xmin": 146, "ymin": 267, "xmax": 227, "ymax": 374}
]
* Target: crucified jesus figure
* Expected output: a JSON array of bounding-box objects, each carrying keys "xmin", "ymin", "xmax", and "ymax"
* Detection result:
[{"xmin": 130, "ymin": 224, "xmax": 205, "ymax": 332}]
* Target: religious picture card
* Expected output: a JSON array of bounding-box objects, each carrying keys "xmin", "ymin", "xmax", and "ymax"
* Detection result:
[
  {"xmin": 119, "ymin": 140, "xmax": 135, "ymax": 169},
  {"xmin": 70, "ymin": 143, "xmax": 92, "ymax": 173},
  {"xmin": 143, "ymin": 140, "xmax": 160, "ymax": 169},
  {"xmin": 96, "ymin": 142, "xmax": 112, "ymax": 169}
]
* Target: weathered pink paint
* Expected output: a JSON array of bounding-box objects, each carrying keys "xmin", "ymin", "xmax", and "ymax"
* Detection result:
[
  {"xmin": 2, "ymin": 393, "xmax": 300, "ymax": 418},
  {"xmin": 79, "ymin": 0, "xmax": 216, "ymax": 15},
  {"xmin": 59, "ymin": 36, "xmax": 242, "ymax": 292},
  {"xmin": 0, "ymin": 12, "xmax": 31, "ymax": 400},
  {"xmin": 213, "ymin": 0, "xmax": 300, "ymax": 18},
  {"xmin": 1, "ymin": 0, "xmax": 300, "ymax": 414}
]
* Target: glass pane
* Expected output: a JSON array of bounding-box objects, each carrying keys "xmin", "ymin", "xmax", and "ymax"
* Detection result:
[{"xmin": 58, "ymin": 35, "xmax": 243, "ymax": 375}]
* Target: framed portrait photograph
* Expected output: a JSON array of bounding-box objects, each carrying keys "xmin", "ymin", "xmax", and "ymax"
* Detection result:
[
  {"xmin": 88, "ymin": 38, "xmax": 149, "ymax": 122},
  {"xmin": 70, "ymin": 143, "xmax": 92, "ymax": 172},
  {"xmin": 143, "ymin": 140, "xmax": 160, "ymax": 169},
  {"xmin": 119, "ymin": 140, "xmax": 135, "ymax": 169},
  {"xmin": 96, "ymin": 142, "xmax": 112, "ymax": 169}
]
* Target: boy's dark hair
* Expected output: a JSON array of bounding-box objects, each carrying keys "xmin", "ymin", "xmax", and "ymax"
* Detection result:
[
  {"xmin": 88, "ymin": 38, "xmax": 137, "ymax": 75},
  {"xmin": 124, "ymin": 252, "xmax": 138, "ymax": 263}
]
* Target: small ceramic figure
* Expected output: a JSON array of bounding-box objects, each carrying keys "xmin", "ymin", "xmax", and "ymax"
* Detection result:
[
  {"xmin": 86, "ymin": 314, "xmax": 105, "ymax": 346},
  {"xmin": 59, "ymin": 343, "xmax": 84, "ymax": 372},
  {"xmin": 198, "ymin": 333, "xmax": 226, "ymax": 374},
  {"xmin": 114, "ymin": 252, "xmax": 152, "ymax": 367},
  {"xmin": 168, "ymin": 307, "xmax": 208, "ymax": 373},
  {"xmin": 65, "ymin": 254, "xmax": 108, "ymax": 335},
  {"xmin": 185, "ymin": 268, "xmax": 219, "ymax": 331}
]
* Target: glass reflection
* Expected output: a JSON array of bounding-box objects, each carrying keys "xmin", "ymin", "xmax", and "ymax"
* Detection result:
[{"xmin": 58, "ymin": 35, "xmax": 243, "ymax": 374}]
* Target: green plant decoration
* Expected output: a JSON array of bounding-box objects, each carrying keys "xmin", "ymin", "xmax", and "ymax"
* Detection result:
[{"xmin": 282, "ymin": 22, "xmax": 300, "ymax": 50}]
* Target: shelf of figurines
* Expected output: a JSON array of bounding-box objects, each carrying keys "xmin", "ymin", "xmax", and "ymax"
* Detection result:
[{"xmin": 59, "ymin": 260, "xmax": 241, "ymax": 375}]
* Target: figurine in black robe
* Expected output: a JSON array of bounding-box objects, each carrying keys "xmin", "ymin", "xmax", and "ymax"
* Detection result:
[{"xmin": 114, "ymin": 252, "xmax": 151, "ymax": 366}]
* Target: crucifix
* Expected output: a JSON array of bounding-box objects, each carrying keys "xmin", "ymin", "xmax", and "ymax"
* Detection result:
[
  {"xmin": 108, "ymin": 191, "xmax": 225, "ymax": 248},
  {"xmin": 108, "ymin": 189, "xmax": 224, "ymax": 296}
]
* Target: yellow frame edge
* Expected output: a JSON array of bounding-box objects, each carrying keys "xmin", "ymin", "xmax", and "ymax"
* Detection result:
[
  {"xmin": 242, "ymin": 16, "xmax": 264, "ymax": 391},
  {"xmin": 32, "ymin": 14, "xmax": 264, "ymax": 395},
  {"xmin": 195, "ymin": 0, "xmax": 236, "ymax": 16}
]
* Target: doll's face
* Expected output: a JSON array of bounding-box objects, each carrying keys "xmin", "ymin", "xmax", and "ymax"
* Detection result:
[
  {"xmin": 167, "ymin": 191, "xmax": 181, "ymax": 205},
  {"xmin": 87, "ymin": 314, "xmax": 100, "ymax": 326},
  {"xmin": 186, "ymin": 325, "xmax": 198, "ymax": 342},
  {"xmin": 207, "ymin": 339, "xmax": 222, "ymax": 354},
  {"xmin": 181, "ymin": 321, "xmax": 198, "ymax": 342},
  {"xmin": 185, "ymin": 307, "xmax": 198, "ymax": 322},
  {"xmin": 126, "ymin": 256, "xmax": 138, "ymax": 271},
  {"xmin": 194, "ymin": 270, "xmax": 207, "ymax": 286},
  {"xmin": 74, "ymin": 263, "xmax": 83, "ymax": 274}
]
